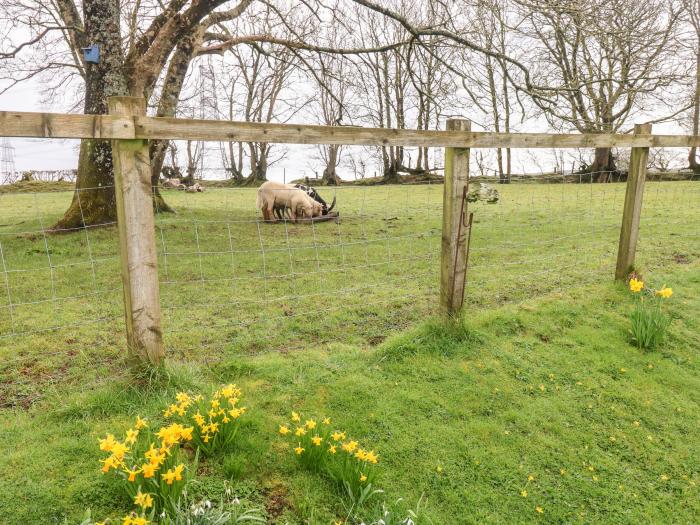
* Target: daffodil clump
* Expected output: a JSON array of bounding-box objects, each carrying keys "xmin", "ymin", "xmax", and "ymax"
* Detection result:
[
  {"xmin": 279, "ymin": 411, "xmax": 380, "ymax": 505},
  {"xmin": 628, "ymin": 276, "xmax": 673, "ymax": 350},
  {"xmin": 98, "ymin": 415, "xmax": 194, "ymax": 517},
  {"xmin": 163, "ymin": 385, "xmax": 246, "ymax": 456}
]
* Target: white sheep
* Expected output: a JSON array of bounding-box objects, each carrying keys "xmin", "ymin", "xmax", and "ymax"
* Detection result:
[{"xmin": 256, "ymin": 181, "xmax": 322, "ymax": 223}]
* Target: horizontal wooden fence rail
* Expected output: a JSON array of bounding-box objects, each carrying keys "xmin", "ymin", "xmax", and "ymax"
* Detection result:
[{"xmin": 2, "ymin": 110, "xmax": 700, "ymax": 148}]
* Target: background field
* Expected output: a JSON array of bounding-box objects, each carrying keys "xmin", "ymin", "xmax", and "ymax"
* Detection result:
[{"xmin": 0, "ymin": 180, "xmax": 698, "ymax": 523}]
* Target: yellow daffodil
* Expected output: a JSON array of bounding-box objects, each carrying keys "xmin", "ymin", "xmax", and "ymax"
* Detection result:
[
  {"xmin": 295, "ymin": 444, "xmax": 305, "ymax": 455},
  {"xmin": 279, "ymin": 425, "xmax": 290, "ymax": 435},
  {"xmin": 305, "ymin": 419, "xmax": 317, "ymax": 430},
  {"xmin": 125, "ymin": 429, "xmax": 139, "ymax": 446},
  {"xmin": 141, "ymin": 462, "xmax": 157, "ymax": 478},
  {"xmin": 194, "ymin": 413, "xmax": 205, "ymax": 427},
  {"xmin": 134, "ymin": 491, "xmax": 153, "ymax": 509},
  {"xmin": 134, "ymin": 416, "xmax": 147, "ymax": 430},
  {"xmin": 629, "ymin": 278, "xmax": 644, "ymax": 293},
  {"xmin": 131, "ymin": 518, "xmax": 149, "ymax": 525},
  {"xmin": 229, "ymin": 408, "xmax": 242, "ymax": 419},
  {"xmin": 656, "ymin": 287, "xmax": 673, "ymax": 298},
  {"xmin": 527, "ymin": 475, "xmax": 535, "ymax": 482},
  {"xmin": 328, "ymin": 445, "xmax": 337, "ymax": 454},
  {"xmin": 181, "ymin": 426, "xmax": 194, "ymax": 441},
  {"xmin": 331, "ymin": 431, "xmax": 343, "ymax": 442},
  {"xmin": 360, "ymin": 473, "xmax": 367, "ymax": 482},
  {"xmin": 162, "ymin": 468, "xmax": 178, "ymax": 485},
  {"xmin": 98, "ymin": 433, "xmax": 117, "ymax": 452},
  {"xmin": 364, "ymin": 450, "xmax": 379, "ymax": 464},
  {"xmin": 536, "ymin": 507, "xmax": 543, "ymax": 514},
  {"xmin": 521, "ymin": 490, "xmax": 528, "ymax": 497},
  {"xmin": 312, "ymin": 436, "xmax": 322, "ymax": 446},
  {"xmin": 295, "ymin": 426, "xmax": 306, "ymax": 437},
  {"xmin": 323, "ymin": 417, "xmax": 331, "ymax": 425},
  {"xmin": 660, "ymin": 474, "xmax": 669, "ymax": 481},
  {"xmin": 124, "ymin": 466, "xmax": 141, "ymax": 482},
  {"xmin": 173, "ymin": 463, "xmax": 185, "ymax": 481},
  {"xmin": 342, "ymin": 440, "xmax": 358, "ymax": 453},
  {"xmin": 101, "ymin": 455, "xmax": 120, "ymax": 473},
  {"xmin": 291, "ymin": 411, "xmax": 301, "ymax": 422}
]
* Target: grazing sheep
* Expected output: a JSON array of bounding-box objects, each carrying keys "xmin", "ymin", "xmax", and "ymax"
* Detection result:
[
  {"xmin": 273, "ymin": 184, "xmax": 336, "ymax": 220},
  {"xmin": 256, "ymin": 181, "xmax": 322, "ymax": 223}
]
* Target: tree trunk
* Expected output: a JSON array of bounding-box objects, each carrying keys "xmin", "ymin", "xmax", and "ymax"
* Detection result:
[
  {"xmin": 149, "ymin": 33, "xmax": 203, "ymax": 213},
  {"xmin": 690, "ymin": 42, "xmax": 700, "ymax": 171},
  {"xmin": 245, "ymin": 143, "xmax": 268, "ymax": 185},
  {"xmin": 53, "ymin": 0, "xmax": 129, "ymax": 230},
  {"xmin": 383, "ymin": 156, "xmax": 401, "ymax": 182},
  {"xmin": 149, "ymin": 141, "xmax": 175, "ymax": 213},
  {"xmin": 589, "ymin": 147, "xmax": 617, "ymax": 182},
  {"xmin": 322, "ymin": 145, "xmax": 342, "ymax": 185}
]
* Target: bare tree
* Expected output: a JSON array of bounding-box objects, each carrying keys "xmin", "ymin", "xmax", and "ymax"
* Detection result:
[
  {"xmin": 682, "ymin": 0, "xmax": 700, "ymax": 171},
  {"xmin": 516, "ymin": 0, "xmax": 683, "ymax": 181}
]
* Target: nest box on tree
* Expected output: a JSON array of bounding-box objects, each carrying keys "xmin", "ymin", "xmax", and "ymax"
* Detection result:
[{"xmin": 81, "ymin": 45, "xmax": 100, "ymax": 64}]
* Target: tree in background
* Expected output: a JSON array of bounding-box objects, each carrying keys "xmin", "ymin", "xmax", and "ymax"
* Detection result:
[
  {"xmin": 515, "ymin": 0, "xmax": 682, "ymax": 181},
  {"xmin": 682, "ymin": 0, "xmax": 700, "ymax": 171}
]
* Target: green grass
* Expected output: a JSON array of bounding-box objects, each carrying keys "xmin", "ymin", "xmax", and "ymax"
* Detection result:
[{"xmin": 0, "ymin": 181, "xmax": 698, "ymax": 523}]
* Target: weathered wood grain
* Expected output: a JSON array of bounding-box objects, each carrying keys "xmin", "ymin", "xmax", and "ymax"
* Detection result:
[
  {"xmin": 2, "ymin": 110, "xmax": 699, "ymax": 148},
  {"xmin": 0, "ymin": 111, "xmax": 134, "ymax": 139},
  {"xmin": 108, "ymin": 97, "xmax": 165, "ymax": 366},
  {"xmin": 440, "ymin": 119, "xmax": 471, "ymax": 316},
  {"xmin": 615, "ymin": 123, "xmax": 652, "ymax": 281}
]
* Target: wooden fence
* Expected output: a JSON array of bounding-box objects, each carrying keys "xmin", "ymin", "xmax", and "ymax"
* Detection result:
[{"xmin": 2, "ymin": 96, "xmax": 699, "ymax": 366}]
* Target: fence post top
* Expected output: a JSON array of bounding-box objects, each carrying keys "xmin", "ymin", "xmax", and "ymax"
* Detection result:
[
  {"xmin": 446, "ymin": 118, "xmax": 472, "ymax": 132},
  {"xmin": 107, "ymin": 96, "xmax": 147, "ymax": 116},
  {"xmin": 633, "ymin": 123, "xmax": 652, "ymax": 135}
]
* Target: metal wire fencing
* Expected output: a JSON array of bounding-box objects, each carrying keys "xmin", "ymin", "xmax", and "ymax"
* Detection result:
[{"xmin": 1, "ymin": 145, "xmax": 698, "ymax": 406}]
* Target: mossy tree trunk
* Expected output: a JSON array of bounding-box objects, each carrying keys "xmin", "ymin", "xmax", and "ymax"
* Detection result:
[{"xmin": 53, "ymin": 0, "xmax": 128, "ymax": 230}]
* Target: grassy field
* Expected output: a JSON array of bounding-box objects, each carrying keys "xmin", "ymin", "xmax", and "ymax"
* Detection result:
[{"xmin": 0, "ymin": 180, "xmax": 698, "ymax": 523}]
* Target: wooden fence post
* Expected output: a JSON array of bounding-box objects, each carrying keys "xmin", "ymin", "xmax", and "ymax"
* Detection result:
[
  {"xmin": 440, "ymin": 118, "xmax": 471, "ymax": 316},
  {"xmin": 108, "ymin": 96, "xmax": 165, "ymax": 365},
  {"xmin": 615, "ymin": 123, "xmax": 652, "ymax": 281}
]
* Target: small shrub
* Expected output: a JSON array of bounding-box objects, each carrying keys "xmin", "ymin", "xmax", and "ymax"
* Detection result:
[
  {"xmin": 628, "ymin": 277, "xmax": 673, "ymax": 350},
  {"xmin": 278, "ymin": 412, "xmax": 380, "ymax": 508}
]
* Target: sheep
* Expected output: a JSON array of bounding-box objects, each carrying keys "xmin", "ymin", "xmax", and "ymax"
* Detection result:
[
  {"xmin": 272, "ymin": 184, "xmax": 336, "ymax": 220},
  {"xmin": 185, "ymin": 183, "xmax": 204, "ymax": 193},
  {"xmin": 256, "ymin": 181, "xmax": 322, "ymax": 223},
  {"xmin": 162, "ymin": 178, "xmax": 181, "ymax": 188}
]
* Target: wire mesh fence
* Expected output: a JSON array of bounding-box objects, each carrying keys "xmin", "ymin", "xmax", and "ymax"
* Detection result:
[{"xmin": 1, "ymin": 144, "xmax": 698, "ymax": 407}]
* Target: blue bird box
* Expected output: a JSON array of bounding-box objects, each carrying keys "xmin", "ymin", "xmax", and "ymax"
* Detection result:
[{"xmin": 81, "ymin": 45, "xmax": 100, "ymax": 64}]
